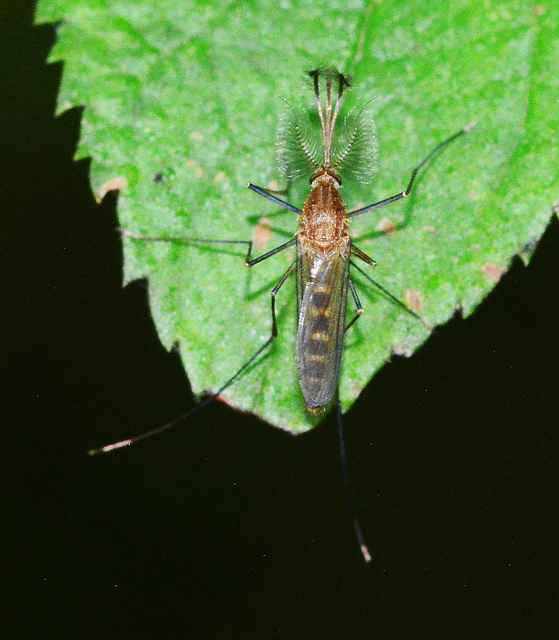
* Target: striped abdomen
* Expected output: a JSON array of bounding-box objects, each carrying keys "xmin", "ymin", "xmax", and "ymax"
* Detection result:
[{"xmin": 296, "ymin": 240, "xmax": 351, "ymax": 411}]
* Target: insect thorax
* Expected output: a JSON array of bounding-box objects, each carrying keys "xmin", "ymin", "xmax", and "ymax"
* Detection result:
[{"xmin": 298, "ymin": 172, "xmax": 350, "ymax": 255}]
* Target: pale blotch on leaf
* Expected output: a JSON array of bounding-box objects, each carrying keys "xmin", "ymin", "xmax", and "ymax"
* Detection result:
[
  {"xmin": 376, "ymin": 217, "xmax": 396, "ymax": 234},
  {"xmin": 98, "ymin": 176, "xmax": 128, "ymax": 202},
  {"xmin": 392, "ymin": 344, "xmax": 414, "ymax": 357},
  {"xmin": 405, "ymin": 288, "xmax": 423, "ymax": 311},
  {"xmin": 252, "ymin": 217, "xmax": 273, "ymax": 249},
  {"xmin": 482, "ymin": 263, "xmax": 506, "ymax": 282}
]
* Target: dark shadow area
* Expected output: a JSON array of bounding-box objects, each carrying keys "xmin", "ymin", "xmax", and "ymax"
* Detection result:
[{"xmin": 2, "ymin": 3, "xmax": 558, "ymax": 638}]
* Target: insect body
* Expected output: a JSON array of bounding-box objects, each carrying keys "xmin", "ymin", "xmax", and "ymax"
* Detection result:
[{"xmin": 296, "ymin": 171, "xmax": 351, "ymax": 411}]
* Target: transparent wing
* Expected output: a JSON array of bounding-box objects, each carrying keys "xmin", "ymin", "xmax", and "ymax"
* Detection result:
[
  {"xmin": 276, "ymin": 104, "xmax": 323, "ymax": 181},
  {"xmin": 296, "ymin": 244, "xmax": 350, "ymax": 410},
  {"xmin": 330, "ymin": 108, "xmax": 377, "ymax": 183}
]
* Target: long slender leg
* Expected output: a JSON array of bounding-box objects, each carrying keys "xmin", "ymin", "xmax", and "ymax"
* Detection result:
[
  {"xmin": 351, "ymin": 244, "xmax": 377, "ymax": 267},
  {"xmin": 120, "ymin": 228, "xmax": 253, "ymax": 254},
  {"xmin": 336, "ymin": 396, "xmax": 371, "ymax": 563},
  {"xmin": 246, "ymin": 238, "xmax": 296, "ymax": 267},
  {"xmin": 121, "ymin": 225, "xmax": 296, "ymax": 269},
  {"xmin": 88, "ymin": 336, "xmax": 274, "ymax": 455},
  {"xmin": 89, "ymin": 259, "xmax": 297, "ymax": 456},
  {"xmin": 247, "ymin": 183, "xmax": 302, "ymax": 214},
  {"xmin": 345, "ymin": 278, "xmax": 363, "ymax": 332},
  {"xmin": 122, "ymin": 182, "xmax": 301, "ymax": 252},
  {"xmin": 350, "ymin": 259, "xmax": 433, "ymax": 330},
  {"xmin": 348, "ymin": 122, "xmax": 476, "ymax": 219},
  {"xmin": 269, "ymin": 260, "xmax": 296, "ymax": 337}
]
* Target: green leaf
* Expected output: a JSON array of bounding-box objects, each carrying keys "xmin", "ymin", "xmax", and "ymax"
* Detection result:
[{"xmin": 36, "ymin": 0, "xmax": 559, "ymax": 433}]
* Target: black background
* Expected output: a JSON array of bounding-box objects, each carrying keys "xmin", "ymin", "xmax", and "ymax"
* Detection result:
[{"xmin": 3, "ymin": 4, "xmax": 559, "ymax": 638}]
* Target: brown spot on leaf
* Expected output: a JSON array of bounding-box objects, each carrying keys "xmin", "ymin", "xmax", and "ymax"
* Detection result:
[
  {"xmin": 191, "ymin": 131, "xmax": 203, "ymax": 142},
  {"xmin": 252, "ymin": 217, "xmax": 272, "ymax": 248},
  {"xmin": 376, "ymin": 217, "xmax": 396, "ymax": 234},
  {"xmin": 405, "ymin": 288, "xmax": 423, "ymax": 311},
  {"xmin": 482, "ymin": 263, "xmax": 505, "ymax": 282}
]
